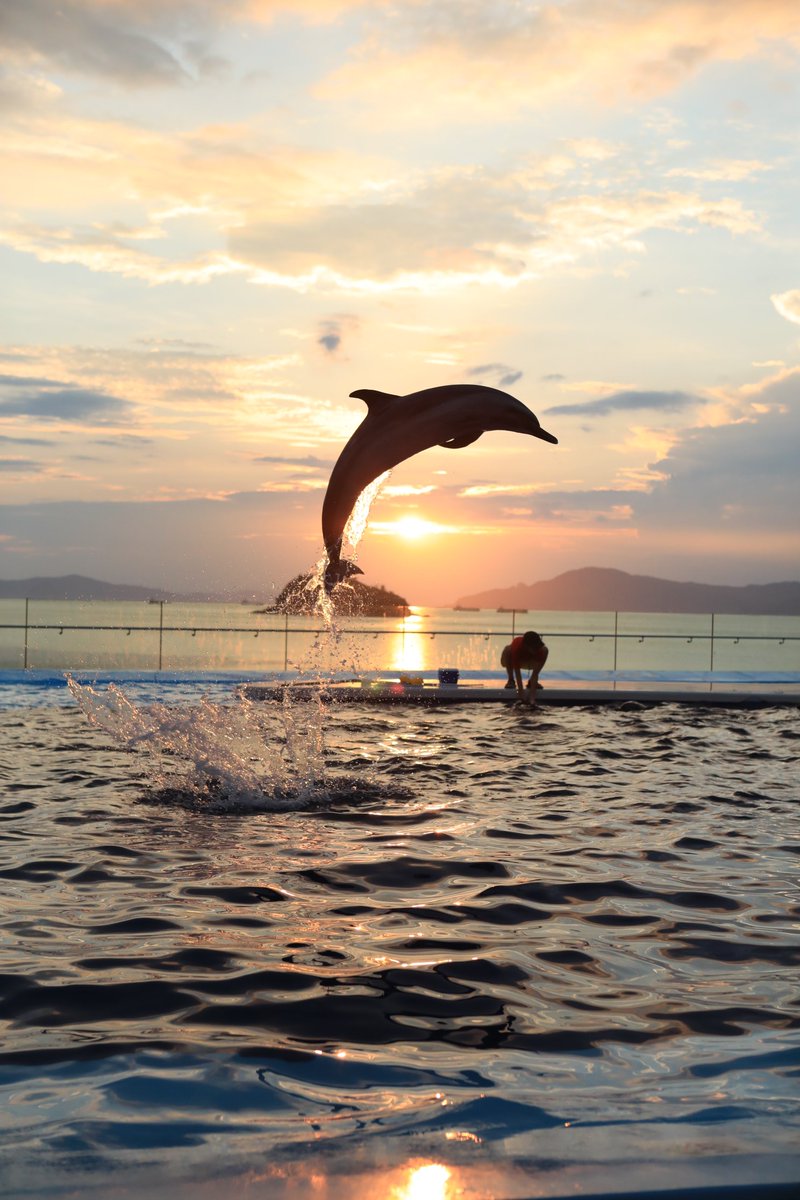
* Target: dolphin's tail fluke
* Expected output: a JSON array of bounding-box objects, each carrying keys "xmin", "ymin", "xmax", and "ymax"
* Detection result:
[{"xmin": 323, "ymin": 557, "xmax": 364, "ymax": 593}]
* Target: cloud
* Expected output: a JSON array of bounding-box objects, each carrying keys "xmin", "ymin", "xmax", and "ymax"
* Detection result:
[
  {"xmin": 248, "ymin": 0, "xmax": 358, "ymax": 22},
  {"xmin": 0, "ymin": 386, "xmax": 134, "ymax": 423},
  {"xmin": 665, "ymin": 159, "xmax": 773, "ymax": 183},
  {"xmin": 428, "ymin": 370, "xmax": 800, "ymax": 549},
  {"xmin": 91, "ymin": 434, "xmax": 155, "ymax": 447},
  {"xmin": 631, "ymin": 370, "xmax": 800, "ymax": 541},
  {"xmin": 0, "ymin": 54, "xmax": 763, "ymax": 296},
  {"xmin": 0, "ymin": 0, "xmax": 360, "ymax": 97},
  {"xmin": 0, "ymin": 372, "xmax": 65, "ymax": 387},
  {"xmin": 316, "ymin": 314, "xmax": 359, "ymax": 356},
  {"xmin": 226, "ymin": 180, "xmax": 759, "ymax": 290},
  {"xmin": 416, "ymin": 371, "xmax": 800, "ymax": 575},
  {"xmin": 545, "ymin": 390, "xmax": 703, "ymax": 418},
  {"xmin": 0, "ymin": 220, "xmax": 238, "ymax": 285},
  {"xmin": 381, "ymin": 484, "xmax": 436, "ymax": 497},
  {"xmin": 771, "ymin": 289, "xmax": 800, "ymax": 326},
  {"xmin": 8, "ymin": 0, "xmax": 797, "ymax": 117},
  {"xmin": 253, "ymin": 453, "xmax": 334, "ymax": 469},
  {"xmin": 320, "ymin": 0, "xmax": 800, "ymax": 124},
  {"xmin": 0, "ymin": 64, "xmax": 63, "ymax": 116},
  {"xmin": 249, "ymin": 479, "xmax": 327, "ymax": 492},
  {"xmin": 0, "ymin": 344, "xmax": 356, "ymax": 489},
  {"xmin": 0, "ymin": 0, "xmax": 196, "ymax": 87},
  {"xmin": 411, "ymin": 480, "xmax": 640, "ymax": 536},
  {"xmin": 467, "ymin": 363, "xmax": 523, "ymax": 389},
  {"xmin": 1, "ymin": 0, "xmax": 367, "ymax": 95},
  {"xmin": 2, "ymin": 103, "xmax": 434, "ymax": 289},
  {"xmin": 0, "ymin": 433, "xmax": 54, "ymax": 446},
  {"xmin": 227, "ymin": 177, "xmax": 535, "ymax": 281},
  {"xmin": 319, "ymin": 331, "xmax": 340, "ymax": 354},
  {"xmin": 459, "ymin": 483, "xmax": 552, "ymax": 499},
  {"xmin": 0, "ymin": 98, "xmax": 390, "ymax": 246},
  {"xmin": 0, "ymin": 457, "xmax": 45, "ymax": 473}
]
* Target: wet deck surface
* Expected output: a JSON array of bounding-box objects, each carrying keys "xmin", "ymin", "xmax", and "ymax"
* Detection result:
[{"xmin": 240, "ymin": 681, "xmax": 800, "ymax": 707}]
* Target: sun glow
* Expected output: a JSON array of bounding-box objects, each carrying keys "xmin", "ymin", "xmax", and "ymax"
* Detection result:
[{"xmin": 372, "ymin": 515, "xmax": 453, "ymax": 540}]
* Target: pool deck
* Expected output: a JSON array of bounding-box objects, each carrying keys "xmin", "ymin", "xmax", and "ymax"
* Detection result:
[
  {"xmin": 2, "ymin": 669, "xmax": 797, "ymax": 709},
  {"xmin": 240, "ymin": 680, "xmax": 800, "ymax": 707}
]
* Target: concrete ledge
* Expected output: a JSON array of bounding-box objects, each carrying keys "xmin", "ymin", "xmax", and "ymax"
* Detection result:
[{"xmin": 239, "ymin": 682, "xmax": 800, "ymax": 708}]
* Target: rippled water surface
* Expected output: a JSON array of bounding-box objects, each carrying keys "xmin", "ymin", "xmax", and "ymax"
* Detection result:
[{"xmin": 1, "ymin": 694, "xmax": 798, "ymax": 1199}]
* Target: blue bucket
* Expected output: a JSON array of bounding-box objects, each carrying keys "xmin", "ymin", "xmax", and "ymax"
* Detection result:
[{"xmin": 437, "ymin": 669, "xmax": 459, "ymax": 687}]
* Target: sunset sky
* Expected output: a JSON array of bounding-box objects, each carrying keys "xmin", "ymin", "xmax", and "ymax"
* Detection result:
[{"xmin": 1, "ymin": 0, "xmax": 799, "ymax": 604}]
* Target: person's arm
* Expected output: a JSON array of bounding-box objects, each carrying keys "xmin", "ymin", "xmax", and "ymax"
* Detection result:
[
  {"xmin": 526, "ymin": 645, "xmax": 549, "ymax": 691},
  {"xmin": 509, "ymin": 638, "xmax": 534, "ymax": 702},
  {"xmin": 508, "ymin": 639, "xmax": 526, "ymax": 696},
  {"xmin": 515, "ymin": 650, "xmax": 536, "ymax": 702}
]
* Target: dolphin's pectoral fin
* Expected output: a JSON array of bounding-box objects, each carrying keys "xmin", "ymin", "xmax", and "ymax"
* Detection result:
[
  {"xmin": 439, "ymin": 432, "xmax": 482, "ymax": 449},
  {"xmin": 349, "ymin": 389, "xmax": 399, "ymax": 412}
]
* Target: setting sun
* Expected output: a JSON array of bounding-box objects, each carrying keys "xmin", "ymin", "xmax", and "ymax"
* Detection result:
[{"xmin": 372, "ymin": 515, "xmax": 454, "ymax": 540}]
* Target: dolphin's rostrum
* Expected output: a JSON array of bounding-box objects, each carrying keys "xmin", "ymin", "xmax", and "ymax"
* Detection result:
[{"xmin": 322, "ymin": 383, "xmax": 558, "ymax": 590}]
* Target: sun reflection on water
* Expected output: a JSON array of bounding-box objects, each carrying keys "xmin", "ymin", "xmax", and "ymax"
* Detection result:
[
  {"xmin": 387, "ymin": 612, "xmax": 431, "ymax": 672},
  {"xmin": 392, "ymin": 1163, "xmax": 453, "ymax": 1200}
]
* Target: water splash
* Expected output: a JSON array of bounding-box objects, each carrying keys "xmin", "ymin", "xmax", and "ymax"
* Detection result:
[
  {"xmin": 301, "ymin": 470, "xmax": 391, "ymax": 627},
  {"xmin": 66, "ymin": 675, "xmax": 333, "ymax": 811},
  {"xmin": 66, "ymin": 471, "xmax": 394, "ymax": 810},
  {"xmin": 344, "ymin": 470, "xmax": 390, "ymax": 553},
  {"xmin": 303, "ymin": 554, "xmax": 335, "ymax": 625}
]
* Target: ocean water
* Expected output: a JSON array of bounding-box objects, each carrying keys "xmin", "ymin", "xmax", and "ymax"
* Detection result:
[{"xmin": 0, "ymin": 677, "xmax": 798, "ymax": 1199}]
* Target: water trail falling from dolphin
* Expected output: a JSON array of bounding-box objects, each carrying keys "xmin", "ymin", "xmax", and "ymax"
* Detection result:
[{"xmin": 321, "ymin": 383, "xmax": 558, "ymax": 589}]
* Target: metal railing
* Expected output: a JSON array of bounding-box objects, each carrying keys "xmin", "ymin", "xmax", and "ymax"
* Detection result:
[{"xmin": 2, "ymin": 600, "xmax": 799, "ymax": 675}]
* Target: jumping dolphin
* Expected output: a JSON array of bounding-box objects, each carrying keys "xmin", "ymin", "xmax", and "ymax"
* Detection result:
[{"xmin": 322, "ymin": 383, "xmax": 558, "ymax": 589}]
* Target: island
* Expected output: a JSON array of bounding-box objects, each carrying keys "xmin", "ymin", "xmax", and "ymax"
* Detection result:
[{"xmin": 257, "ymin": 573, "xmax": 410, "ymax": 617}]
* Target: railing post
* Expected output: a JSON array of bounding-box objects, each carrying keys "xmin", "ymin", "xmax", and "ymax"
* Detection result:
[
  {"xmin": 284, "ymin": 612, "xmax": 289, "ymax": 672},
  {"xmin": 158, "ymin": 600, "xmax": 164, "ymax": 671},
  {"xmin": 709, "ymin": 612, "xmax": 715, "ymax": 687},
  {"xmin": 613, "ymin": 611, "xmax": 618, "ymax": 688},
  {"xmin": 23, "ymin": 597, "xmax": 29, "ymax": 670}
]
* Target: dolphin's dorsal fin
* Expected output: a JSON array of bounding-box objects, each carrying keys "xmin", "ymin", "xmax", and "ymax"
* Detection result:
[
  {"xmin": 350, "ymin": 388, "xmax": 398, "ymax": 412},
  {"xmin": 439, "ymin": 432, "xmax": 482, "ymax": 449}
]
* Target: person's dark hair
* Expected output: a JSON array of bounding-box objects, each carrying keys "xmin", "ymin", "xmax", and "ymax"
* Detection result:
[{"xmin": 522, "ymin": 630, "xmax": 544, "ymax": 649}]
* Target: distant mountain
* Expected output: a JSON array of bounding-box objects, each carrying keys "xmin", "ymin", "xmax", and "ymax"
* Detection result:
[
  {"xmin": 0, "ymin": 575, "xmax": 181, "ymax": 601},
  {"xmin": 454, "ymin": 567, "xmax": 800, "ymax": 616}
]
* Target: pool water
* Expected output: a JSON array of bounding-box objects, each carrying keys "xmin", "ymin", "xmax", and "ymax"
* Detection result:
[{"xmin": 0, "ymin": 690, "xmax": 798, "ymax": 1198}]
